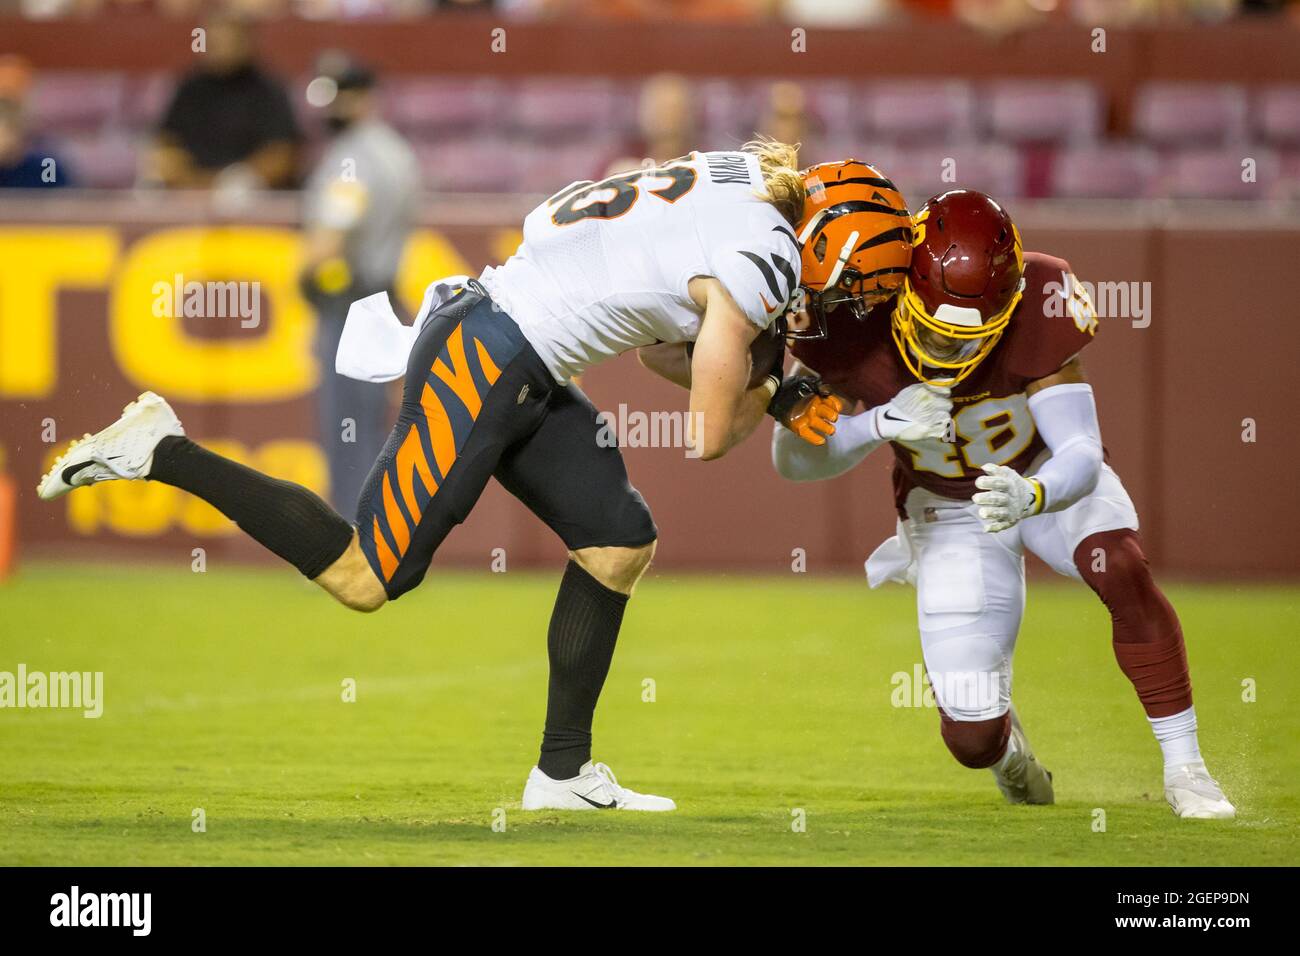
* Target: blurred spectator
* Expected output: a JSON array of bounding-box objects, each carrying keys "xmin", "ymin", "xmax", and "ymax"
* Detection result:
[
  {"xmin": 299, "ymin": 52, "xmax": 419, "ymax": 511},
  {"xmin": 605, "ymin": 72, "xmax": 697, "ymax": 174},
  {"xmin": 756, "ymin": 81, "xmax": 811, "ymax": 165},
  {"xmin": 148, "ymin": 13, "xmax": 300, "ymax": 189},
  {"xmin": 780, "ymin": 0, "xmax": 895, "ymax": 26},
  {"xmin": 0, "ymin": 57, "xmax": 73, "ymax": 188}
]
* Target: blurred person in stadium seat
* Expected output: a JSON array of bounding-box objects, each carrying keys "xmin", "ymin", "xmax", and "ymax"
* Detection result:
[
  {"xmin": 0, "ymin": 57, "xmax": 73, "ymax": 189},
  {"xmin": 756, "ymin": 82, "xmax": 810, "ymax": 166},
  {"xmin": 780, "ymin": 0, "xmax": 895, "ymax": 26},
  {"xmin": 148, "ymin": 13, "xmax": 299, "ymax": 189},
  {"xmin": 604, "ymin": 73, "xmax": 697, "ymax": 175},
  {"xmin": 299, "ymin": 53, "xmax": 420, "ymax": 512}
]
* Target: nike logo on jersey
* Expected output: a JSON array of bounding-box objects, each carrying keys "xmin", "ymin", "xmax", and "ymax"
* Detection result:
[{"xmin": 572, "ymin": 790, "xmax": 616, "ymax": 809}]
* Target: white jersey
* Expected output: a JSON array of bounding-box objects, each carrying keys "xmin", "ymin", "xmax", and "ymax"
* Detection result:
[{"xmin": 478, "ymin": 150, "xmax": 801, "ymax": 383}]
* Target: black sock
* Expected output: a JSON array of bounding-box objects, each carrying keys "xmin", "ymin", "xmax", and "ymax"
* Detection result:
[
  {"xmin": 538, "ymin": 560, "xmax": 629, "ymax": 780},
  {"xmin": 148, "ymin": 435, "xmax": 353, "ymax": 578}
]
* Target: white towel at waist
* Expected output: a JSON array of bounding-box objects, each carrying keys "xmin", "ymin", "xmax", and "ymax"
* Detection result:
[{"xmin": 334, "ymin": 275, "xmax": 470, "ymax": 383}]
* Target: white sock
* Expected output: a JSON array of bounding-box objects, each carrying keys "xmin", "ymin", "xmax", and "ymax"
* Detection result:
[
  {"xmin": 997, "ymin": 718, "xmax": 1021, "ymax": 770},
  {"xmin": 1149, "ymin": 705, "xmax": 1201, "ymax": 770}
]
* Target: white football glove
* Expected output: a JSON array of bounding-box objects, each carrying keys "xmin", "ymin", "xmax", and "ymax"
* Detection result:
[
  {"xmin": 972, "ymin": 462, "xmax": 1044, "ymax": 533},
  {"xmin": 870, "ymin": 383, "xmax": 953, "ymax": 442}
]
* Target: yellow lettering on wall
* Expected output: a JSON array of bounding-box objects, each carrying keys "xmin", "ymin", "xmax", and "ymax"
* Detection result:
[
  {"xmin": 56, "ymin": 438, "xmax": 329, "ymax": 538},
  {"xmin": 111, "ymin": 227, "xmax": 316, "ymax": 402},
  {"xmin": 396, "ymin": 229, "xmax": 475, "ymax": 316},
  {"xmin": 0, "ymin": 228, "xmax": 118, "ymax": 398},
  {"xmin": 491, "ymin": 228, "xmax": 523, "ymax": 266}
]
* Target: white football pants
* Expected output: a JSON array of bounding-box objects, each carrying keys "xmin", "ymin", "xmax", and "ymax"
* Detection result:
[{"xmin": 866, "ymin": 460, "xmax": 1140, "ymax": 722}]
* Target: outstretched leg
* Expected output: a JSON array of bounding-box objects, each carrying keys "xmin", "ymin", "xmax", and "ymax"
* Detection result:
[
  {"xmin": 37, "ymin": 390, "xmax": 383, "ymax": 610},
  {"xmin": 1074, "ymin": 528, "xmax": 1234, "ymax": 818},
  {"xmin": 147, "ymin": 434, "xmax": 384, "ymax": 610}
]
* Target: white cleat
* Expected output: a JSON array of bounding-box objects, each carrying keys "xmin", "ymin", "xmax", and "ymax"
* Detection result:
[
  {"xmin": 992, "ymin": 706, "xmax": 1055, "ymax": 805},
  {"xmin": 521, "ymin": 761, "xmax": 676, "ymax": 812},
  {"xmin": 37, "ymin": 391, "xmax": 183, "ymax": 501},
  {"xmin": 1165, "ymin": 761, "xmax": 1236, "ymax": 819}
]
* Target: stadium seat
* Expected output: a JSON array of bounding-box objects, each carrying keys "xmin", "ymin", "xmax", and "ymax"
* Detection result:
[
  {"xmin": 863, "ymin": 80, "xmax": 976, "ymax": 144},
  {"xmin": 415, "ymin": 134, "xmax": 521, "ymax": 193},
  {"xmin": 865, "ymin": 142, "xmax": 1025, "ymax": 204},
  {"xmin": 1158, "ymin": 146, "xmax": 1280, "ymax": 200},
  {"xmin": 1133, "ymin": 82, "xmax": 1249, "ymax": 146},
  {"xmin": 508, "ymin": 78, "xmax": 625, "ymax": 140},
  {"xmin": 1049, "ymin": 143, "xmax": 1159, "ymax": 199},
  {"xmin": 517, "ymin": 137, "xmax": 622, "ymax": 195},
  {"xmin": 1255, "ymin": 85, "xmax": 1300, "ymax": 147},
  {"xmin": 120, "ymin": 73, "xmax": 175, "ymax": 132},
  {"xmin": 385, "ymin": 77, "xmax": 502, "ymax": 134},
  {"xmin": 700, "ymin": 78, "xmax": 765, "ymax": 149},
  {"xmin": 985, "ymin": 80, "xmax": 1103, "ymax": 144},
  {"xmin": 59, "ymin": 131, "xmax": 139, "ymax": 189},
  {"xmin": 27, "ymin": 71, "xmax": 126, "ymax": 133}
]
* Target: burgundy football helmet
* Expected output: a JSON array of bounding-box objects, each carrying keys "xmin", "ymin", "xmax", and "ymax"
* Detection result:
[{"xmin": 892, "ymin": 189, "xmax": 1025, "ymax": 385}]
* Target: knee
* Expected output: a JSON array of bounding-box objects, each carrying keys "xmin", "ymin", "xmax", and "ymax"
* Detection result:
[
  {"xmin": 940, "ymin": 711, "xmax": 1011, "ymax": 769},
  {"xmin": 1075, "ymin": 529, "xmax": 1151, "ymax": 595},
  {"xmin": 573, "ymin": 539, "xmax": 657, "ymax": 595}
]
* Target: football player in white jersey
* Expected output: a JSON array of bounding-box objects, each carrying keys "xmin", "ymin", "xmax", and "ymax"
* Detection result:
[{"xmin": 37, "ymin": 141, "xmax": 893, "ymax": 812}]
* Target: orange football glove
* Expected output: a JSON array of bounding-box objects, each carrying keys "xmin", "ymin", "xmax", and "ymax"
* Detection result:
[
  {"xmin": 768, "ymin": 375, "xmax": 843, "ymax": 446},
  {"xmin": 789, "ymin": 392, "xmax": 843, "ymax": 445}
]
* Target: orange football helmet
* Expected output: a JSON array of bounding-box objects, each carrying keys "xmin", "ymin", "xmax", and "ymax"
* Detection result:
[{"xmin": 787, "ymin": 160, "xmax": 912, "ymax": 339}]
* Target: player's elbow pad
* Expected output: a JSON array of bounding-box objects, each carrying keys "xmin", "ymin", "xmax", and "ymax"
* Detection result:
[{"xmin": 1027, "ymin": 383, "xmax": 1104, "ymax": 513}]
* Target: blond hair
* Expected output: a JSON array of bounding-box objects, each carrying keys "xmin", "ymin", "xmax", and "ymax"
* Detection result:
[{"xmin": 743, "ymin": 137, "xmax": 806, "ymax": 227}]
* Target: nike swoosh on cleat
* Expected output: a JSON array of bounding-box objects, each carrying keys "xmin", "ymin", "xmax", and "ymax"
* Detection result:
[
  {"xmin": 61, "ymin": 460, "xmax": 100, "ymax": 483},
  {"xmin": 572, "ymin": 791, "xmax": 616, "ymax": 809}
]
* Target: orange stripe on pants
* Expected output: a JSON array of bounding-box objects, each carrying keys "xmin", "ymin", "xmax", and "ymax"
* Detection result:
[
  {"xmin": 395, "ymin": 424, "xmax": 437, "ymax": 520},
  {"xmin": 381, "ymin": 472, "xmax": 411, "ymax": 555},
  {"xmin": 421, "ymin": 382, "xmax": 458, "ymax": 477},
  {"xmin": 432, "ymin": 325, "xmax": 484, "ymax": 417},
  {"xmin": 372, "ymin": 515, "xmax": 399, "ymax": 581}
]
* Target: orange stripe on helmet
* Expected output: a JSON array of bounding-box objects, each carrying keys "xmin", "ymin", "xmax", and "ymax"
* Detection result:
[{"xmin": 797, "ymin": 160, "xmax": 912, "ymax": 295}]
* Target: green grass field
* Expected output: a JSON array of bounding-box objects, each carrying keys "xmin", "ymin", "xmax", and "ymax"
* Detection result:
[{"xmin": 0, "ymin": 562, "xmax": 1295, "ymax": 866}]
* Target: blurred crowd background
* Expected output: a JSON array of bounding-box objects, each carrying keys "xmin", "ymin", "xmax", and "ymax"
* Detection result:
[
  {"xmin": 1, "ymin": 0, "xmax": 1294, "ymax": 25},
  {"xmin": 1, "ymin": 4, "xmax": 1297, "ymax": 576},
  {"xmin": 1, "ymin": 0, "xmax": 1295, "ymax": 25},
  {"xmin": 2, "ymin": 4, "xmax": 1300, "ymax": 199}
]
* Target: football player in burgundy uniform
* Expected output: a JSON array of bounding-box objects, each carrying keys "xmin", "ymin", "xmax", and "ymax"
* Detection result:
[{"xmin": 774, "ymin": 189, "xmax": 1234, "ymax": 819}]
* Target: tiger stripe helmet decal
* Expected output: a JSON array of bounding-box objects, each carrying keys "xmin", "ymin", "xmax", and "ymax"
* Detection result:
[{"xmin": 787, "ymin": 160, "xmax": 912, "ymax": 338}]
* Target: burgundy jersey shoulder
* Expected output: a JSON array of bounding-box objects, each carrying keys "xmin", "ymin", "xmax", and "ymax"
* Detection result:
[
  {"xmin": 997, "ymin": 251, "xmax": 1099, "ymax": 383},
  {"xmin": 789, "ymin": 302, "xmax": 906, "ymax": 408}
]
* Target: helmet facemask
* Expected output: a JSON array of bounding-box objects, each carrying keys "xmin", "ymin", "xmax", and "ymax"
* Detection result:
[{"xmin": 891, "ymin": 277, "xmax": 1024, "ymax": 385}]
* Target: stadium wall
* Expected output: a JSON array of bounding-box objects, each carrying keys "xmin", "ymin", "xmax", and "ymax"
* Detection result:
[{"xmin": 0, "ymin": 196, "xmax": 1295, "ymax": 578}]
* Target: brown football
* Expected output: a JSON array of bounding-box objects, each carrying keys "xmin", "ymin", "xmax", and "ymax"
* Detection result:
[{"xmin": 686, "ymin": 327, "xmax": 785, "ymax": 389}]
